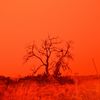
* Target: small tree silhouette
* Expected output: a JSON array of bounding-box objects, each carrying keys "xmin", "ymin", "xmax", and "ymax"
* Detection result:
[
  {"xmin": 24, "ymin": 34, "xmax": 73, "ymax": 78},
  {"xmin": 53, "ymin": 41, "xmax": 73, "ymax": 78}
]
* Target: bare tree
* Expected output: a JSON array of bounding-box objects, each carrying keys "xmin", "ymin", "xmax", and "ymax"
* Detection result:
[
  {"xmin": 24, "ymin": 35, "xmax": 73, "ymax": 77},
  {"xmin": 53, "ymin": 41, "xmax": 73, "ymax": 78},
  {"xmin": 24, "ymin": 35, "xmax": 61, "ymax": 76}
]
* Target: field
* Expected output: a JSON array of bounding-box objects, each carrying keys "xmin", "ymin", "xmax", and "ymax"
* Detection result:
[{"xmin": 0, "ymin": 75, "xmax": 100, "ymax": 100}]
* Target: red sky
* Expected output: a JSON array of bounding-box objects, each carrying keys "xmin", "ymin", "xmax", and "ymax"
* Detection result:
[{"xmin": 0, "ymin": 0, "xmax": 100, "ymax": 77}]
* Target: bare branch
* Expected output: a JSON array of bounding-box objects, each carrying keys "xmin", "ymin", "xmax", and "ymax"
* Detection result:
[{"xmin": 31, "ymin": 65, "xmax": 44, "ymax": 75}]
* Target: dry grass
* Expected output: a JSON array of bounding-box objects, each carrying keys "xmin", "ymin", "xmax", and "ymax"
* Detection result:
[{"xmin": 0, "ymin": 75, "xmax": 100, "ymax": 100}]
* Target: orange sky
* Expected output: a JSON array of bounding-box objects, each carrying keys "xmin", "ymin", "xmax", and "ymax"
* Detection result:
[{"xmin": 0, "ymin": 0, "xmax": 100, "ymax": 77}]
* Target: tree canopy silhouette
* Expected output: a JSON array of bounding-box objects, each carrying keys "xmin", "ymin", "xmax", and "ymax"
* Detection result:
[{"xmin": 24, "ymin": 34, "xmax": 73, "ymax": 78}]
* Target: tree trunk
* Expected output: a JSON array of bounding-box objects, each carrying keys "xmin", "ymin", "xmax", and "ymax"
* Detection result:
[
  {"xmin": 45, "ymin": 65, "xmax": 49, "ymax": 77},
  {"xmin": 53, "ymin": 61, "xmax": 61, "ymax": 78},
  {"xmin": 45, "ymin": 56, "xmax": 50, "ymax": 77}
]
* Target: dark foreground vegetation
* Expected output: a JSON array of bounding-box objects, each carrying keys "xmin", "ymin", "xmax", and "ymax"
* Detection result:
[
  {"xmin": 0, "ymin": 75, "xmax": 100, "ymax": 100},
  {"xmin": 0, "ymin": 74, "xmax": 75, "ymax": 85}
]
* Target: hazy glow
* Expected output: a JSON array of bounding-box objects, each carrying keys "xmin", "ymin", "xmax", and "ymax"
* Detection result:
[{"xmin": 0, "ymin": 0, "xmax": 100, "ymax": 77}]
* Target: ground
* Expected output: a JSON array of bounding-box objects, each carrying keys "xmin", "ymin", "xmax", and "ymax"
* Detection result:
[{"xmin": 0, "ymin": 75, "xmax": 100, "ymax": 100}]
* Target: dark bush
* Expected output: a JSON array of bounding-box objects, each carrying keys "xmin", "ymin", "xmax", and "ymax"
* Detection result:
[{"xmin": 54, "ymin": 76, "xmax": 75, "ymax": 85}]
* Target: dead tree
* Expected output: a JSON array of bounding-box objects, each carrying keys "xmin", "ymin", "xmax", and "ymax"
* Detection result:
[
  {"xmin": 24, "ymin": 35, "xmax": 73, "ymax": 78},
  {"xmin": 53, "ymin": 41, "xmax": 73, "ymax": 78},
  {"xmin": 24, "ymin": 35, "xmax": 61, "ymax": 77}
]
